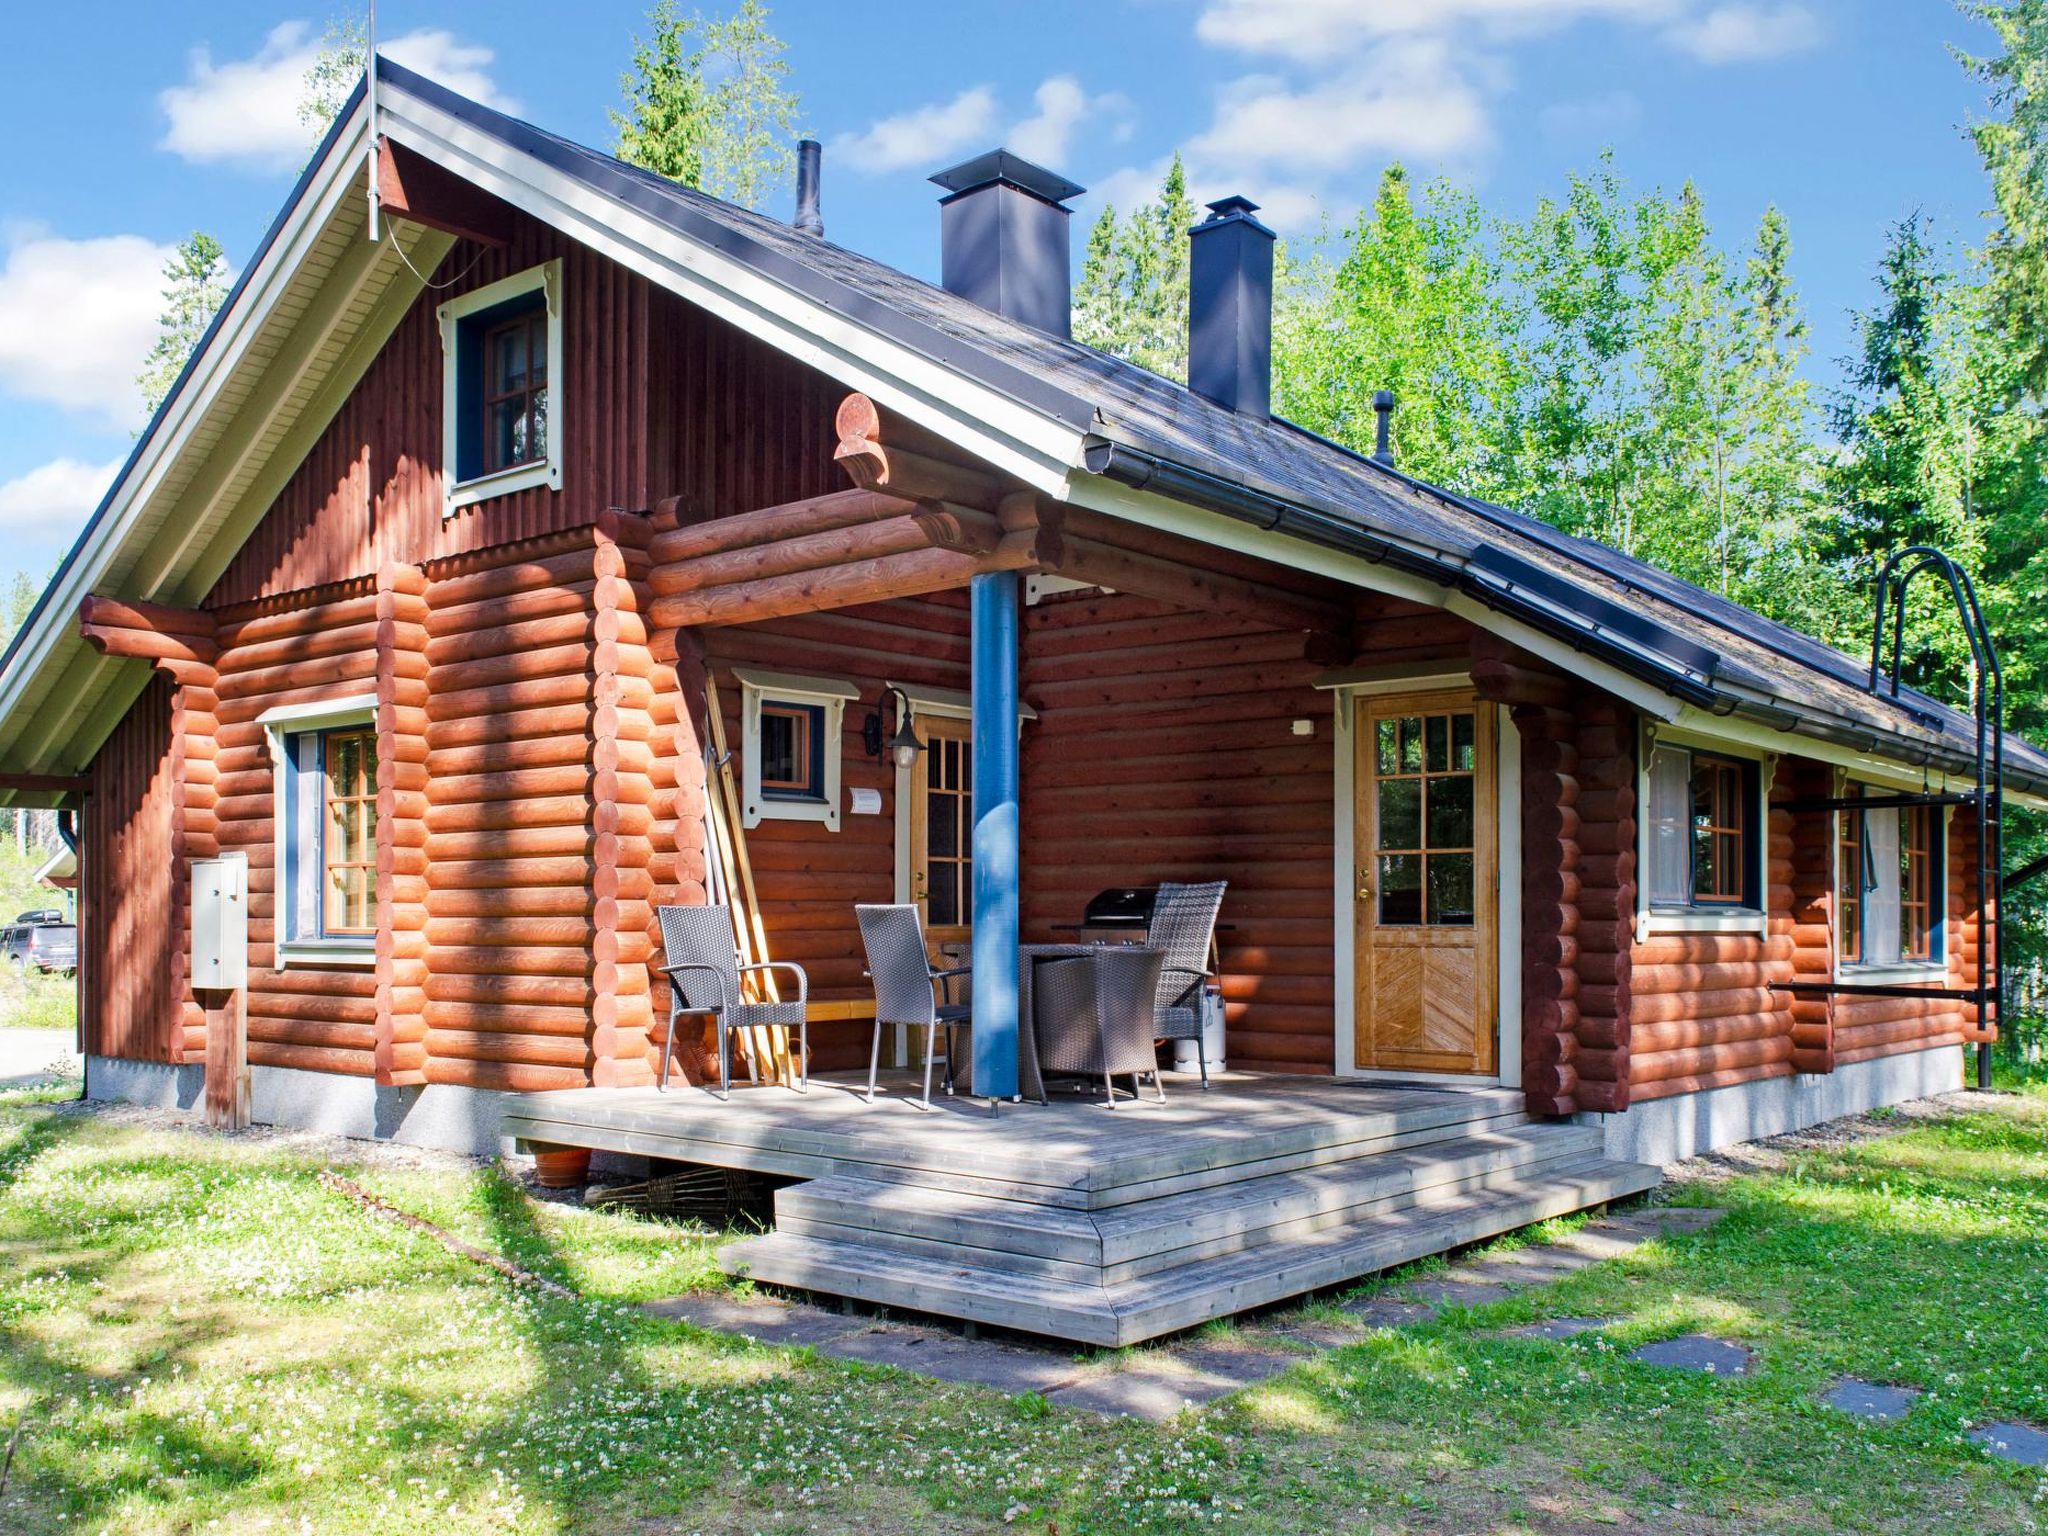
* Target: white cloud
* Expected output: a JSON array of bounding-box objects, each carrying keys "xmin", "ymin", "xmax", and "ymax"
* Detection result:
[
  {"xmin": 0, "ymin": 232, "xmax": 174, "ymax": 428},
  {"xmin": 1009, "ymin": 76, "xmax": 1134, "ymax": 168},
  {"xmin": 831, "ymin": 86, "xmax": 1000, "ymax": 174},
  {"xmin": 1189, "ymin": 42, "xmax": 1494, "ymax": 176},
  {"xmin": 1667, "ymin": 4, "xmax": 1822, "ymax": 63},
  {"xmin": 0, "ymin": 457, "xmax": 122, "ymax": 534},
  {"xmin": 1196, "ymin": 0, "xmax": 1681, "ymax": 60},
  {"xmin": 159, "ymin": 22, "xmax": 511, "ymax": 172}
]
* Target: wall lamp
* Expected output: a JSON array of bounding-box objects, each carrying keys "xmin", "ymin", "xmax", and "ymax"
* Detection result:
[{"xmin": 862, "ymin": 685, "xmax": 924, "ymax": 769}]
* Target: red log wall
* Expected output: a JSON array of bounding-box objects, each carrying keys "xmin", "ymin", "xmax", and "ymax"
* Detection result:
[
  {"xmin": 1017, "ymin": 589, "xmax": 1343, "ymax": 1074},
  {"xmin": 80, "ymin": 673, "xmax": 179, "ymax": 1062}
]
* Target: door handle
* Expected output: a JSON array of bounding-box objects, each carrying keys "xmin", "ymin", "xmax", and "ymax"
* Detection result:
[{"xmin": 1356, "ymin": 863, "xmax": 1374, "ymax": 901}]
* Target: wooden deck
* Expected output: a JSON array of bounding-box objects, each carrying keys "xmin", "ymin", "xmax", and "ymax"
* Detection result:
[{"xmin": 503, "ymin": 1074, "xmax": 1661, "ymax": 1345}]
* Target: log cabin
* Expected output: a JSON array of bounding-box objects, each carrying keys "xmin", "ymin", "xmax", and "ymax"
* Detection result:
[{"xmin": 1, "ymin": 59, "xmax": 2040, "ymax": 1341}]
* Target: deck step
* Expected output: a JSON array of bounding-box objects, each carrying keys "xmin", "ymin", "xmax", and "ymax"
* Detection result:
[
  {"xmin": 504, "ymin": 1082, "xmax": 1531, "ymax": 1209},
  {"xmin": 774, "ymin": 1123, "xmax": 1609, "ymax": 1284},
  {"xmin": 722, "ymin": 1154, "xmax": 1664, "ymax": 1347}
]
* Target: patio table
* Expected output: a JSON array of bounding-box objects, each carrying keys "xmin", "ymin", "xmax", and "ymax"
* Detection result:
[{"xmin": 946, "ymin": 942, "xmax": 1158, "ymax": 1104}]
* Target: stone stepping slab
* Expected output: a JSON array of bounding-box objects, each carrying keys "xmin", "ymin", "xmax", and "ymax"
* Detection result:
[
  {"xmin": 1823, "ymin": 1377, "xmax": 1920, "ymax": 1421},
  {"xmin": 1971, "ymin": 1420, "xmax": 2048, "ymax": 1468},
  {"xmin": 1512, "ymin": 1316, "xmax": 1618, "ymax": 1340},
  {"xmin": 1627, "ymin": 1334, "xmax": 1755, "ymax": 1376},
  {"xmin": 641, "ymin": 1204, "xmax": 1730, "ymax": 1417}
]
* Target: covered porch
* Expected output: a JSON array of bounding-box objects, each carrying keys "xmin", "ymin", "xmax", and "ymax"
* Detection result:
[{"xmin": 644, "ymin": 389, "xmax": 1529, "ymax": 1098}]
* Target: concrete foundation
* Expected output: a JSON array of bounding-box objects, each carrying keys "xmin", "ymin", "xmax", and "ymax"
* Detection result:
[
  {"xmin": 85, "ymin": 1056, "xmax": 516, "ymax": 1157},
  {"xmin": 1582, "ymin": 1044, "xmax": 1965, "ymax": 1165}
]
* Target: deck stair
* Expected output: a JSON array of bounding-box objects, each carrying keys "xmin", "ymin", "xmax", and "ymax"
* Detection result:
[
  {"xmin": 734, "ymin": 1091, "xmax": 1651, "ymax": 1345},
  {"xmin": 502, "ymin": 1078, "xmax": 1658, "ymax": 1345}
]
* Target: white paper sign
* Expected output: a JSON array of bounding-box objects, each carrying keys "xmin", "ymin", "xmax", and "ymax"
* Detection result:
[{"xmin": 848, "ymin": 787, "xmax": 883, "ymax": 815}]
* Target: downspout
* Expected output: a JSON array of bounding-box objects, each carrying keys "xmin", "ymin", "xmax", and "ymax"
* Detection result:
[{"xmin": 57, "ymin": 805, "xmax": 84, "ymax": 1083}]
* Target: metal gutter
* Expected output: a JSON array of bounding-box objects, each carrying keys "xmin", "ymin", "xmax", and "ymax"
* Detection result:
[
  {"xmin": 1082, "ymin": 434, "xmax": 2048, "ymax": 798},
  {"xmin": 1082, "ymin": 435, "xmax": 1724, "ymax": 708}
]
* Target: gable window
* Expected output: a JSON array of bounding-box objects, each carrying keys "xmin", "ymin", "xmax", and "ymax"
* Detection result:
[
  {"xmin": 482, "ymin": 309, "xmax": 549, "ymax": 475},
  {"xmin": 1838, "ymin": 786, "xmax": 1943, "ymax": 970},
  {"xmin": 736, "ymin": 670, "xmax": 858, "ymax": 831},
  {"xmin": 437, "ymin": 261, "xmax": 563, "ymax": 514},
  {"xmin": 260, "ymin": 697, "xmax": 379, "ymax": 967},
  {"xmin": 1645, "ymin": 744, "xmax": 1761, "ymax": 915}
]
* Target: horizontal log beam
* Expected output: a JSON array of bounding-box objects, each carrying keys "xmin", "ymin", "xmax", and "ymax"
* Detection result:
[
  {"xmin": 653, "ymin": 514, "xmax": 940, "ymax": 601},
  {"xmin": 78, "ymin": 594, "xmax": 217, "ymax": 639},
  {"xmin": 648, "ymin": 488, "xmax": 916, "ymax": 567},
  {"xmin": 655, "ymin": 546, "xmax": 1008, "ymax": 628}
]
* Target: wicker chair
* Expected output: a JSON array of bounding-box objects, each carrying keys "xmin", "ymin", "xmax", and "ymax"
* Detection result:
[
  {"xmin": 1145, "ymin": 881, "xmax": 1227, "ymax": 1087},
  {"xmin": 655, "ymin": 904, "xmax": 809, "ymax": 1098},
  {"xmin": 1035, "ymin": 946, "xmax": 1168, "ymax": 1108},
  {"xmin": 855, "ymin": 904, "xmax": 971, "ymax": 1109}
]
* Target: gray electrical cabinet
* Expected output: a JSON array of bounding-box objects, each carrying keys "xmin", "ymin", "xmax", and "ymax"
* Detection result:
[{"xmin": 190, "ymin": 853, "xmax": 249, "ymax": 992}]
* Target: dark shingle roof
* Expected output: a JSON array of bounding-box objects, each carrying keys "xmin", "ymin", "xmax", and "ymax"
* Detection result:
[{"xmin": 383, "ymin": 58, "xmax": 2047, "ymax": 796}]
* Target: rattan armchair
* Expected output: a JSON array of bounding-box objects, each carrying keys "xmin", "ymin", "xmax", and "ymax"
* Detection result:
[
  {"xmin": 1145, "ymin": 881, "xmax": 1227, "ymax": 1087},
  {"xmin": 856, "ymin": 903, "xmax": 970, "ymax": 1109},
  {"xmin": 655, "ymin": 904, "xmax": 809, "ymax": 1098}
]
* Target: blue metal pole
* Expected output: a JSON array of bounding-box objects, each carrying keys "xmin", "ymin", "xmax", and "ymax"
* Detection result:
[{"xmin": 970, "ymin": 570, "xmax": 1020, "ymax": 1102}]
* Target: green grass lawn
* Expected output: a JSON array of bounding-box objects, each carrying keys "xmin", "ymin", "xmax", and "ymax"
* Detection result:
[
  {"xmin": 1, "ymin": 1079, "xmax": 2045, "ymax": 1533},
  {"xmin": 0, "ymin": 965, "xmax": 77, "ymax": 1031}
]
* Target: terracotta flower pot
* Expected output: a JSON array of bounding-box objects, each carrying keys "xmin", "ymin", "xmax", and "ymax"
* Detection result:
[{"xmin": 530, "ymin": 1144, "xmax": 592, "ymax": 1188}]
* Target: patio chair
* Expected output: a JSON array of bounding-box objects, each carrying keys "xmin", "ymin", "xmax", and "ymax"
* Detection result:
[
  {"xmin": 655, "ymin": 904, "xmax": 809, "ymax": 1098},
  {"xmin": 1035, "ymin": 946, "xmax": 1168, "ymax": 1109},
  {"xmin": 1145, "ymin": 880, "xmax": 1227, "ymax": 1088},
  {"xmin": 855, "ymin": 903, "xmax": 971, "ymax": 1109}
]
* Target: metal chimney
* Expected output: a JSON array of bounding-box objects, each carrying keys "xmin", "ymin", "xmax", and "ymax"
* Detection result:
[
  {"xmin": 1187, "ymin": 196, "xmax": 1276, "ymax": 416},
  {"xmin": 794, "ymin": 139, "xmax": 824, "ymax": 237},
  {"xmin": 1373, "ymin": 390, "xmax": 1396, "ymax": 465},
  {"xmin": 930, "ymin": 149, "xmax": 1084, "ymax": 337}
]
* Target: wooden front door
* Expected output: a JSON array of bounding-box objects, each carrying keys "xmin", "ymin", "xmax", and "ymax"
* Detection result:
[
  {"xmin": 909, "ymin": 714, "xmax": 973, "ymax": 957},
  {"xmin": 1353, "ymin": 691, "xmax": 1499, "ymax": 1075}
]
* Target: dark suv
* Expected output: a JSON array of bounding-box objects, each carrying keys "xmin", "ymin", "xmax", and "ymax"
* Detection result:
[{"xmin": 2, "ymin": 916, "xmax": 76, "ymax": 976}]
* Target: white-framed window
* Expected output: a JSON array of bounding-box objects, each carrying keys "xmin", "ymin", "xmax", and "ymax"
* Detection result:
[
  {"xmin": 1639, "ymin": 732, "xmax": 1769, "ymax": 937},
  {"xmin": 736, "ymin": 669, "xmax": 858, "ymax": 831},
  {"xmin": 259, "ymin": 696, "xmax": 380, "ymax": 968},
  {"xmin": 1837, "ymin": 783, "xmax": 1946, "ymax": 974},
  {"xmin": 436, "ymin": 260, "xmax": 563, "ymax": 515}
]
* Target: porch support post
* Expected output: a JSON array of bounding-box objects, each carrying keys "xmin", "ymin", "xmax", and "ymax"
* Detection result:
[{"xmin": 970, "ymin": 570, "xmax": 1021, "ymax": 1101}]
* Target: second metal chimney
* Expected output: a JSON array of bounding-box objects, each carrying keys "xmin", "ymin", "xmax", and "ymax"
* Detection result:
[
  {"xmin": 794, "ymin": 139, "xmax": 824, "ymax": 237},
  {"xmin": 930, "ymin": 150, "xmax": 1084, "ymax": 337},
  {"xmin": 1187, "ymin": 196, "xmax": 1276, "ymax": 416}
]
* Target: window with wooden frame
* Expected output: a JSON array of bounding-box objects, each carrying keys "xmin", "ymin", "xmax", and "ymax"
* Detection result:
[
  {"xmin": 436, "ymin": 261, "xmax": 563, "ymax": 513},
  {"xmin": 480, "ymin": 309, "xmax": 549, "ymax": 476},
  {"xmin": 259, "ymin": 696, "xmax": 380, "ymax": 967},
  {"xmin": 736, "ymin": 670, "xmax": 858, "ymax": 831},
  {"xmin": 1837, "ymin": 784, "xmax": 1942, "ymax": 969},
  {"xmin": 1645, "ymin": 745, "xmax": 1759, "ymax": 911},
  {"xmin": 756, "ymin": 702, "xmax": 824, "ymax": 801},
  {"xmin": 320, "ymin": 729, "xmax": 378, "ymax": 936}
]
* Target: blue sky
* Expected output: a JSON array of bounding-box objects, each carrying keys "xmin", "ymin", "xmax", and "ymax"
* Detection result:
[{"xmin": 0, "ymin": 0, "xmax": 2007, "ymax": 594}]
